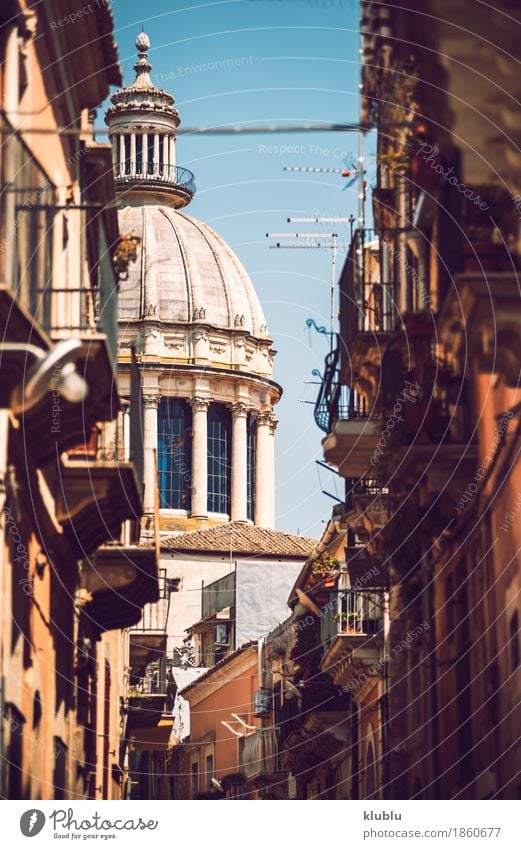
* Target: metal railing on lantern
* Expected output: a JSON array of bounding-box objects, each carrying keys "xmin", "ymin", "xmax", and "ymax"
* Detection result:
[
  {"xmin": 314, "ymin": 344, "xmax": 368, "ymax": 433},
  {"xmin": 114, "ymin": 161, "xmax": 196, "ymax": 194}
]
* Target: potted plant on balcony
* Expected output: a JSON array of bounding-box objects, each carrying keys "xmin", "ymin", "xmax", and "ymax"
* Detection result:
[
  {"xmin": 308, "ymin": 553, "xmax": 340, "ymax": 590},
  {"xmin": 334, "ymin": 610, "xmax": 361, "ymax": 633}
]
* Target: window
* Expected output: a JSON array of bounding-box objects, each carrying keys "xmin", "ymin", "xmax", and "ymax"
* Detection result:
[
  {"xmin": 136, "ymin": 134, "xmax": 142, "ymax": 174},
  {"xmin": 207, "ymin": 404, "xmax": 231, "ymax": 514},
  {"xmin": 0, "ymin": 119, "xmax": 54, "ymax": 317},
  {"xmin": 205, "ymin": 754, "xmax": 214, "ymax": 791},
  {"xmin": 53, "ymin": 738, "xmax": 68, "ymax": 800},
  {"xmin": 124, "ymin": 134, "xmax": 131, "ymax": 175},
  {"xmin": 158, "ymin": 399, "xmax": 192, "ymax": 509},
  {"xmin": 365, "ymin": 741, "xmax": 376, "ymax": 799},
  {"xmin": 147, "ymin": 135, "xmax": 155, "ymax": 174},
  {"xmin": 247, "ymin": 413, "xmax": 256, "ymax": 521},
  {"xmin": 509, "ymin": 610, "xmax": 520, "ymax": 672},
  {"xmin": 191, "ymin": 760, "xmax": 199, "ymax": 799}
]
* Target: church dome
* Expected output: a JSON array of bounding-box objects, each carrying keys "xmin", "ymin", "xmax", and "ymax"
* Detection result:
[{"xmin": 118, "ymin": 205, "xmax": 269, "ymax": 339}]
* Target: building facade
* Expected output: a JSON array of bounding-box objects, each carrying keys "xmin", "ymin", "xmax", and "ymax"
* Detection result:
[
  {"xmin": 0, "ymin": 1, "xmax": 157, "ymax": 800},
  {"xmin": 309, "ymin": 0, "xmax": 521, "ymax": 800}
]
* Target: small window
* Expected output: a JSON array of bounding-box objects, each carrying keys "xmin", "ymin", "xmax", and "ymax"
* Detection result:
[
  {"xmin": 365, "ymin": 741, "xmax": 377, "ymax": 798},
  {"xmin": 136, "ymin": 134, "xmax": 143, "ymax": 174},
  {"xmin": 205, "ymin": 754, "xmax": 214, "ymax": 790},
  {"xmin": 191, "ymin": 760, "xmax": 199, "ymax": 798},
  {"xmin": 53, "ymin": 738, "xmax": 68, "ymax": 800}
]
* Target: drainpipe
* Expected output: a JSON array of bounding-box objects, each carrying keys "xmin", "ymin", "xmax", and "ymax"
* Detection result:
[{"xmin": 258, "ymin": 635, "xmax": 265, "ymax": 690}]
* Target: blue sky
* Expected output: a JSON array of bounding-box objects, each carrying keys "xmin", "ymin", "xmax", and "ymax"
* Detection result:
[{"xmin": 108, "ymin": 0, "xmax": 365, "ymax": 538}]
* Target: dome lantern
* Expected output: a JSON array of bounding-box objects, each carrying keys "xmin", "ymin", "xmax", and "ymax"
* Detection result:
[{"xmin": 105, "ymin": 32, "xmax": 195, "ymax": 208}]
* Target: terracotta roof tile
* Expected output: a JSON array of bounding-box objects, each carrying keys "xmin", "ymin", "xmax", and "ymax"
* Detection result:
[{"xmin": 162, "ymin": 522, "xmax": 317, "ymax": 558}]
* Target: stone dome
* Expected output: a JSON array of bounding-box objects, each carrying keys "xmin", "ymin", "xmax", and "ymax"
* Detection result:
[{"xmin": 118, "ymin": 205, "xmax": 269, "ymax": 339}]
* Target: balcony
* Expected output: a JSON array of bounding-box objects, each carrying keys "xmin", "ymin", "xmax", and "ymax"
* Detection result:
[
  {"xmin": 81, "ymin": 545, "xmax": 159, "ymax": 636},
  {"xmin": 280, "ymin": 712, "xmax": 350, "ymax": 775},
  {"xmin": 439, "ymin": 271, "xmax": 521, "ymax": 388},
  {"xmin": 240, "ymin": 728, "xmax": 285, "ymax": 784},
  {"xmin": 320, "ymin": 589, "xmax": 385, "ymax": 687},
  {"xmin": 129, "ymin": 571, "xmax": 173, "ymax": 680},
  {"xmin": 125, "ymin": 653, "xmax": 175, "ymax": 752},
  {"xmin": 114, "ymin": 162, "xmax": 196, "ymax": 208},
  {"xmin": 315, "ymin": 345, "xmax": 383, "ymax": 477},
  {"xmin": 323, "ymin": 414, "xmax": 382, "ymax": 479},
  {"xmin": 345, "ymin": 478, "xmax": 390, "ymax": 528},
  {"xmin": 54, "ymin": 407, "xmax": 143, "ymax": 558},
  {"xmin": 0, "ymin": 284, "xmax": 118, "ymax": 465}
]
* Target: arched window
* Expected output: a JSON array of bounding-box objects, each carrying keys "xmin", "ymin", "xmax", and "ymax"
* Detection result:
[
  {"xmin": 247, "ymin": 413, "xmax": 256, "ymax": 521},
  {"xmin": 157, "ymin": 398, "xmax": 192, "ymax": 509},
  {"xmin": 207, "ymin": 404, "xmax": 231, "ymax": 514}
]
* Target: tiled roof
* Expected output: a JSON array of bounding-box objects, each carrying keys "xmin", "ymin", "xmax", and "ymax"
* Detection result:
[{"xmin": 162, "ymin": 522, "xmax": 317, "ymax": 558}]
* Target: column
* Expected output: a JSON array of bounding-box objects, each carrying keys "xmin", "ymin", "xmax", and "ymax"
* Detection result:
[
  {"xmin": 142, "ymin": 132, "xmax": 148, "ymax": 177},
  {"xmin": 153, "ymin": 134, "xmax": 160, "ymax": 176},
  {"xmin": 254, "ymin": 411, "xmax": 276, "ymax": 528},
  {"xmin": 142, "ymin": 393, "xmax": 160, "ymax": 523},
  {"xmin": 130, "ymin": 133, "xmax": 136, "ymax": 176},
  {"xmin": 169, "ymin": 135, "xmax": 176, "ymax": 171},
  {"xmin": 231, "ymin": 403, "xmax": 248, "ymax": 522},
  {"xmin": 190, "ymin": 397, "xmax": 209, "ymax": 518},
  {"xmin": 118, "ymin": 134, "xmax": 125, "ymax": 177},
  {"xmin": 162, "ymin": 135, "xmax": 169, "ymax": 179}
]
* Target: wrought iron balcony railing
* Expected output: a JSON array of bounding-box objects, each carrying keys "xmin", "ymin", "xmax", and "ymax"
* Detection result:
[
  {"xmin": 352, "ymin": 227, "xmax": 401, "ymax": 334},
  {"xmin": 114, "ymin": 162, "xmax": 196, "ymax": 196},
  {"xmin": 130, "ymin": 570, "xmax": 172, "ymax": 634},
  {"xmin": 314, "ymin": 345, "xmax": 369, "ymax": 433},
  {"xmin": 321, "ymin": 589, "xmax": 385, "ymax": 653}
]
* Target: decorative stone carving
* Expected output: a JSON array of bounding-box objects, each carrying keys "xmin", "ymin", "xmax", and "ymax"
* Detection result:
[
  {"xmin": 143, "ymin": 303, "xmax": 157, "ymax": 318},
  {"xmin": 232, "ymin": 402, "xmax": 249, "ymax": 419},
  {"xmin": 142, "ymin": 393, "xmax": 161, "ymax": 409},
  {"xmin": 234, "ymin": 314, "xmax": 245, "ymax": 327},
  {"xmin": 192, "ymin": 307, "xmax": 206, "ymax": 321},
  {"xmin": 190, "ymin": 397, "xmax": 209, "ymax": 413},
  {"xmin": 210, "ymin": 343, "xmax": 226, "ymax": 355},
  {"xmin": 257, "ymin": 410, "xmax": 273, "ymax": 427}
]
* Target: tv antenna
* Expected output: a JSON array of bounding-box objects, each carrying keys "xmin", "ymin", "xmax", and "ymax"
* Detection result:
[{"xmin": 266, "ymin": 218, "xmax": 354, "ymax": 350}]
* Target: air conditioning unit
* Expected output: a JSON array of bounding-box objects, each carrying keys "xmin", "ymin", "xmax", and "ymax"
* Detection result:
[{"xmin": 214, "ymin": 624, "xmax": 230, "ymax": 646}]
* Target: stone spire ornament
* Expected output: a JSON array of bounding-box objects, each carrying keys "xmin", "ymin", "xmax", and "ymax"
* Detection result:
[{"xmin": 105, "ymin": 31, "xmax": 194, "ymax": 207}]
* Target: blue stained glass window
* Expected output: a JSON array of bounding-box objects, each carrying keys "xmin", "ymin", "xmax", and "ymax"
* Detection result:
[
  {"xmin": 207, "ymin": 404, "xmax": 231, "ymax": 514},
  {"xmin": 247, "ymin": 414, "xmax": 256, "ymax": 521},
  {"xmin": 158, "ymin": 399, "xmax": 192, "ymax": 509}
]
